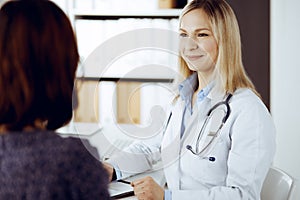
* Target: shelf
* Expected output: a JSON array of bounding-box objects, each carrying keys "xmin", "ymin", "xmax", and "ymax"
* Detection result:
[
  {"xmin": 72, "ymin": 9, "xmax": 181, "ymax": 20},
  {"xmin": 73, "ymin": 9, "xmax": 179, "ymax": 84},
  {"xmin": 76, "ymin": 63, "xmax": 177, "ymax": 83},
  {"xmin": 76, "ymin": 76, "xmax": 174, "ymax": 83}
]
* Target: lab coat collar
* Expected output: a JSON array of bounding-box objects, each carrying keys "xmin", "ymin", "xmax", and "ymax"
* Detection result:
[
  {"xmin": 207, "ymin": 84, "xmax": 227, "ymax": 106},
  {"xmin": 178, "ymin": 72, "xmax": 198, "ymax": 113},
  {"xmin": 178, "ymin": 72, "xmax": 198, "ymax": 101}
]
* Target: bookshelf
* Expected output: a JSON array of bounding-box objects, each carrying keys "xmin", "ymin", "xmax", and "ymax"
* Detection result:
[{"xmin": 72, "ymin": 9, "xmax": 180, "ymax": 124}]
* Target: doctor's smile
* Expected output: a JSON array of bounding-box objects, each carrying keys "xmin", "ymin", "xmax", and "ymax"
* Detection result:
[{"xmin": 184, "ymin": 55, "xmax": 204, "ymax": 61}]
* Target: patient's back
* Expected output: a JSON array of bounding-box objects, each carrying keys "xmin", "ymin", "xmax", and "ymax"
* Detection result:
[{"xmin": 0, "ymin": 130, "xmax": 110, "ymax": 200}]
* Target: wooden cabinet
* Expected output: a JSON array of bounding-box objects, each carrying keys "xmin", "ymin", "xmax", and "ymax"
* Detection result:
[
  {"xmin": 74, "ymin": 80, "xmax": 99, "ymax": 122},
  {"xmin": 116, "ymin": 82, "xmax": 141, "ymax": 124}
]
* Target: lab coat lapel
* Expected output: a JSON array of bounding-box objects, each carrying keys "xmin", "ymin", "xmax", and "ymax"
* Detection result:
[
  {"xmin": 161, "ymin": 99, "xmax": 184, "ymax": 190},
  {"xmin": 172, "ymin": 99, "xmax": 185, "ymax": 139},
  {"xmin": 194, "ymin": 87, "xmax": 226, "ymax": 155},
  {"xmin": 180, "ymin": 100, "xmax": 205, "ymax": 147}
]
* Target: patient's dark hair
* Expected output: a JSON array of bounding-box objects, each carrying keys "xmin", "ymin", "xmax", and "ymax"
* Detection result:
[{"xmin": 0, "ymin": 0, "xmax": 79, "ymax": 130}]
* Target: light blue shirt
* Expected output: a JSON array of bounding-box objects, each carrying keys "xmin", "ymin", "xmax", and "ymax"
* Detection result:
[
  {"xmin": 178, "ymin": 72, "xmax": 214, "ymax": 136},
  {"xmin": 165, "ymin": 72, "xmax": 213, "ymax": 200}
]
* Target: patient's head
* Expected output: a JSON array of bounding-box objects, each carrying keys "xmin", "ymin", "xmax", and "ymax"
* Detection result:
[{"xmin": 0, "ymin": 0, "xmax": 79, "ymax": 131}]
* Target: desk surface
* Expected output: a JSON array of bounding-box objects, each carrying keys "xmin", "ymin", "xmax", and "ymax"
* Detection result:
[
  {"xmin": 57, "ymin": 122, "xmax": 136, "ymax": 158},
  {"xmin": 57, "ymin": 122, "xmax": 166, "ymax": 199},
  {"xmin": 57, "ymin": 122, "xmax": 165, "ymax": 161}
]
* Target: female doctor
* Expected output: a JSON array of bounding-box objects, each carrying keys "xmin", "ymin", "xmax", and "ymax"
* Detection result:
[{"xmin": 104, "ymin": 0, "xmax": 276, "ymax": 199}]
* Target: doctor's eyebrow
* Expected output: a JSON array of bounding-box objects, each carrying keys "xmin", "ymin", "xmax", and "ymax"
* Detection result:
[{"xmin": 179, "ymin": 28, "xmax": 211, "ymax": 33}]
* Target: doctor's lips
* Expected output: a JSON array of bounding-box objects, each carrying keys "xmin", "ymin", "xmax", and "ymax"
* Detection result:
[{"xmin": 185, "ymin": 55, "xmax": 204, "ymax": 61}]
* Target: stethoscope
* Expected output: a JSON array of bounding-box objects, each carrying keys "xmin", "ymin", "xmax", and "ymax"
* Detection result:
[
  {"xmin": 163, "ymin": 93, "xmax": 233, "ymax": 162},
  {"xmin": 186, "ymin": 93, "xmax": 233, "ymax": 161}
]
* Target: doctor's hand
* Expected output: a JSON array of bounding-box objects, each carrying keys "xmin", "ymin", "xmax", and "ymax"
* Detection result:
[
  {"xmin": 102, "ymin": 162, "xmax": 114, "ymax": 181},
  {"xmin": 131, "ymin": 176, "xmax": 164, "ymax": 200}
]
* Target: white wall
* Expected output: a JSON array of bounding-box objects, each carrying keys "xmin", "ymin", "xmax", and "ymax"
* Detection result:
[{"xmin": 271, "ymin": 0, "xmax": 300, "ymax": 191}]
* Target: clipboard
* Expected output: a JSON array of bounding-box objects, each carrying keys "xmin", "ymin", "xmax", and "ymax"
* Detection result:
[
  {"xmin": 109, "ymin": 166, "xmax": 165, "ymax": 199},
  {"xmin": 109, "ymin": 181, "xmax": 134, "ymax": 199}
]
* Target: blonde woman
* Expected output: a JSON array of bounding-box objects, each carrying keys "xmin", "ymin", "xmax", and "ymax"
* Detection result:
[{"xmin": 104, "ymin": 0, "xmax": 276, "ymax": 199}]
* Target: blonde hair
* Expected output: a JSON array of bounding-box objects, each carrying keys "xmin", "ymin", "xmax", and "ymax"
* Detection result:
[{"xmin": 176, "ymin": 0, "xmax": 259, "ymax": 96}]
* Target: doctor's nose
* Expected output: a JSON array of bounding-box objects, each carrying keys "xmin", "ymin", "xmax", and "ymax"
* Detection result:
[{"xmin": 184, "ymin": 37, "xmax": 199, "ymax": 51}]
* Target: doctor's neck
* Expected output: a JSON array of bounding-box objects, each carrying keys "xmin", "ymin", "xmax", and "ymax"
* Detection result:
[{"xmin": 196, "ymin": 72, "xmax": 213, "ymax": 92}]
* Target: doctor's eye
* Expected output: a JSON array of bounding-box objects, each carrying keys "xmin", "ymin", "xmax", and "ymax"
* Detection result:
[
  {"xmin": 179, "ymin": 32, "xmax": 188, "ymax": 37},
  {"xmin": 197, "ymin": 33, "xmax": 209, "ymax": 37}
]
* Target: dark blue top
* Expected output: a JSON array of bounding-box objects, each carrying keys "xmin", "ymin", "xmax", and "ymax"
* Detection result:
[{"xmin": 0, "ymin": 130, "xmax": 110, "ymax": 200}]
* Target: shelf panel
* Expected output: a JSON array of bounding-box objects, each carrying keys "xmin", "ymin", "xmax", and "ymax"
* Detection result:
[
  {"xmin": 73, "ymin": 9, "xmax": 181, "ymax": 20},
  {"xmin": 76, "ymin": 77, "xmax": 174, "ymax": 83}
]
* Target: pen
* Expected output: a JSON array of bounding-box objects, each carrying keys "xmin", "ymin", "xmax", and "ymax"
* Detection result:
[{"xmin": 117, "ymin": 179, "xmax": 131, "ymax": 185}]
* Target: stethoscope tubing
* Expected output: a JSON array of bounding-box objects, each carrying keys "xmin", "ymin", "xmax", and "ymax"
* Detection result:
[
  {"xmin": 162, "ymin": 93, "xmax": 233, "ymax": 161},
  {"xmin": 187, "ymin": 93, "xmax": 233, "ymax": 159}
]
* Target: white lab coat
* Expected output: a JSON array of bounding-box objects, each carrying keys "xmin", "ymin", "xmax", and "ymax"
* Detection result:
[{"xmin": 108, "ymin": 88, "xmax": 276, "ymax": 200}]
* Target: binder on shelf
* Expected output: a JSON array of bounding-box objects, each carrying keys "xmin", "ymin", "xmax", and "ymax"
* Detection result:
[
  {"xmin": 158, "ymin": 0, "xmax": 175, "ymax": 9},
  {"xmin": 158, "ymin": 0, "xmax": 187, "ymax": 9}
]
